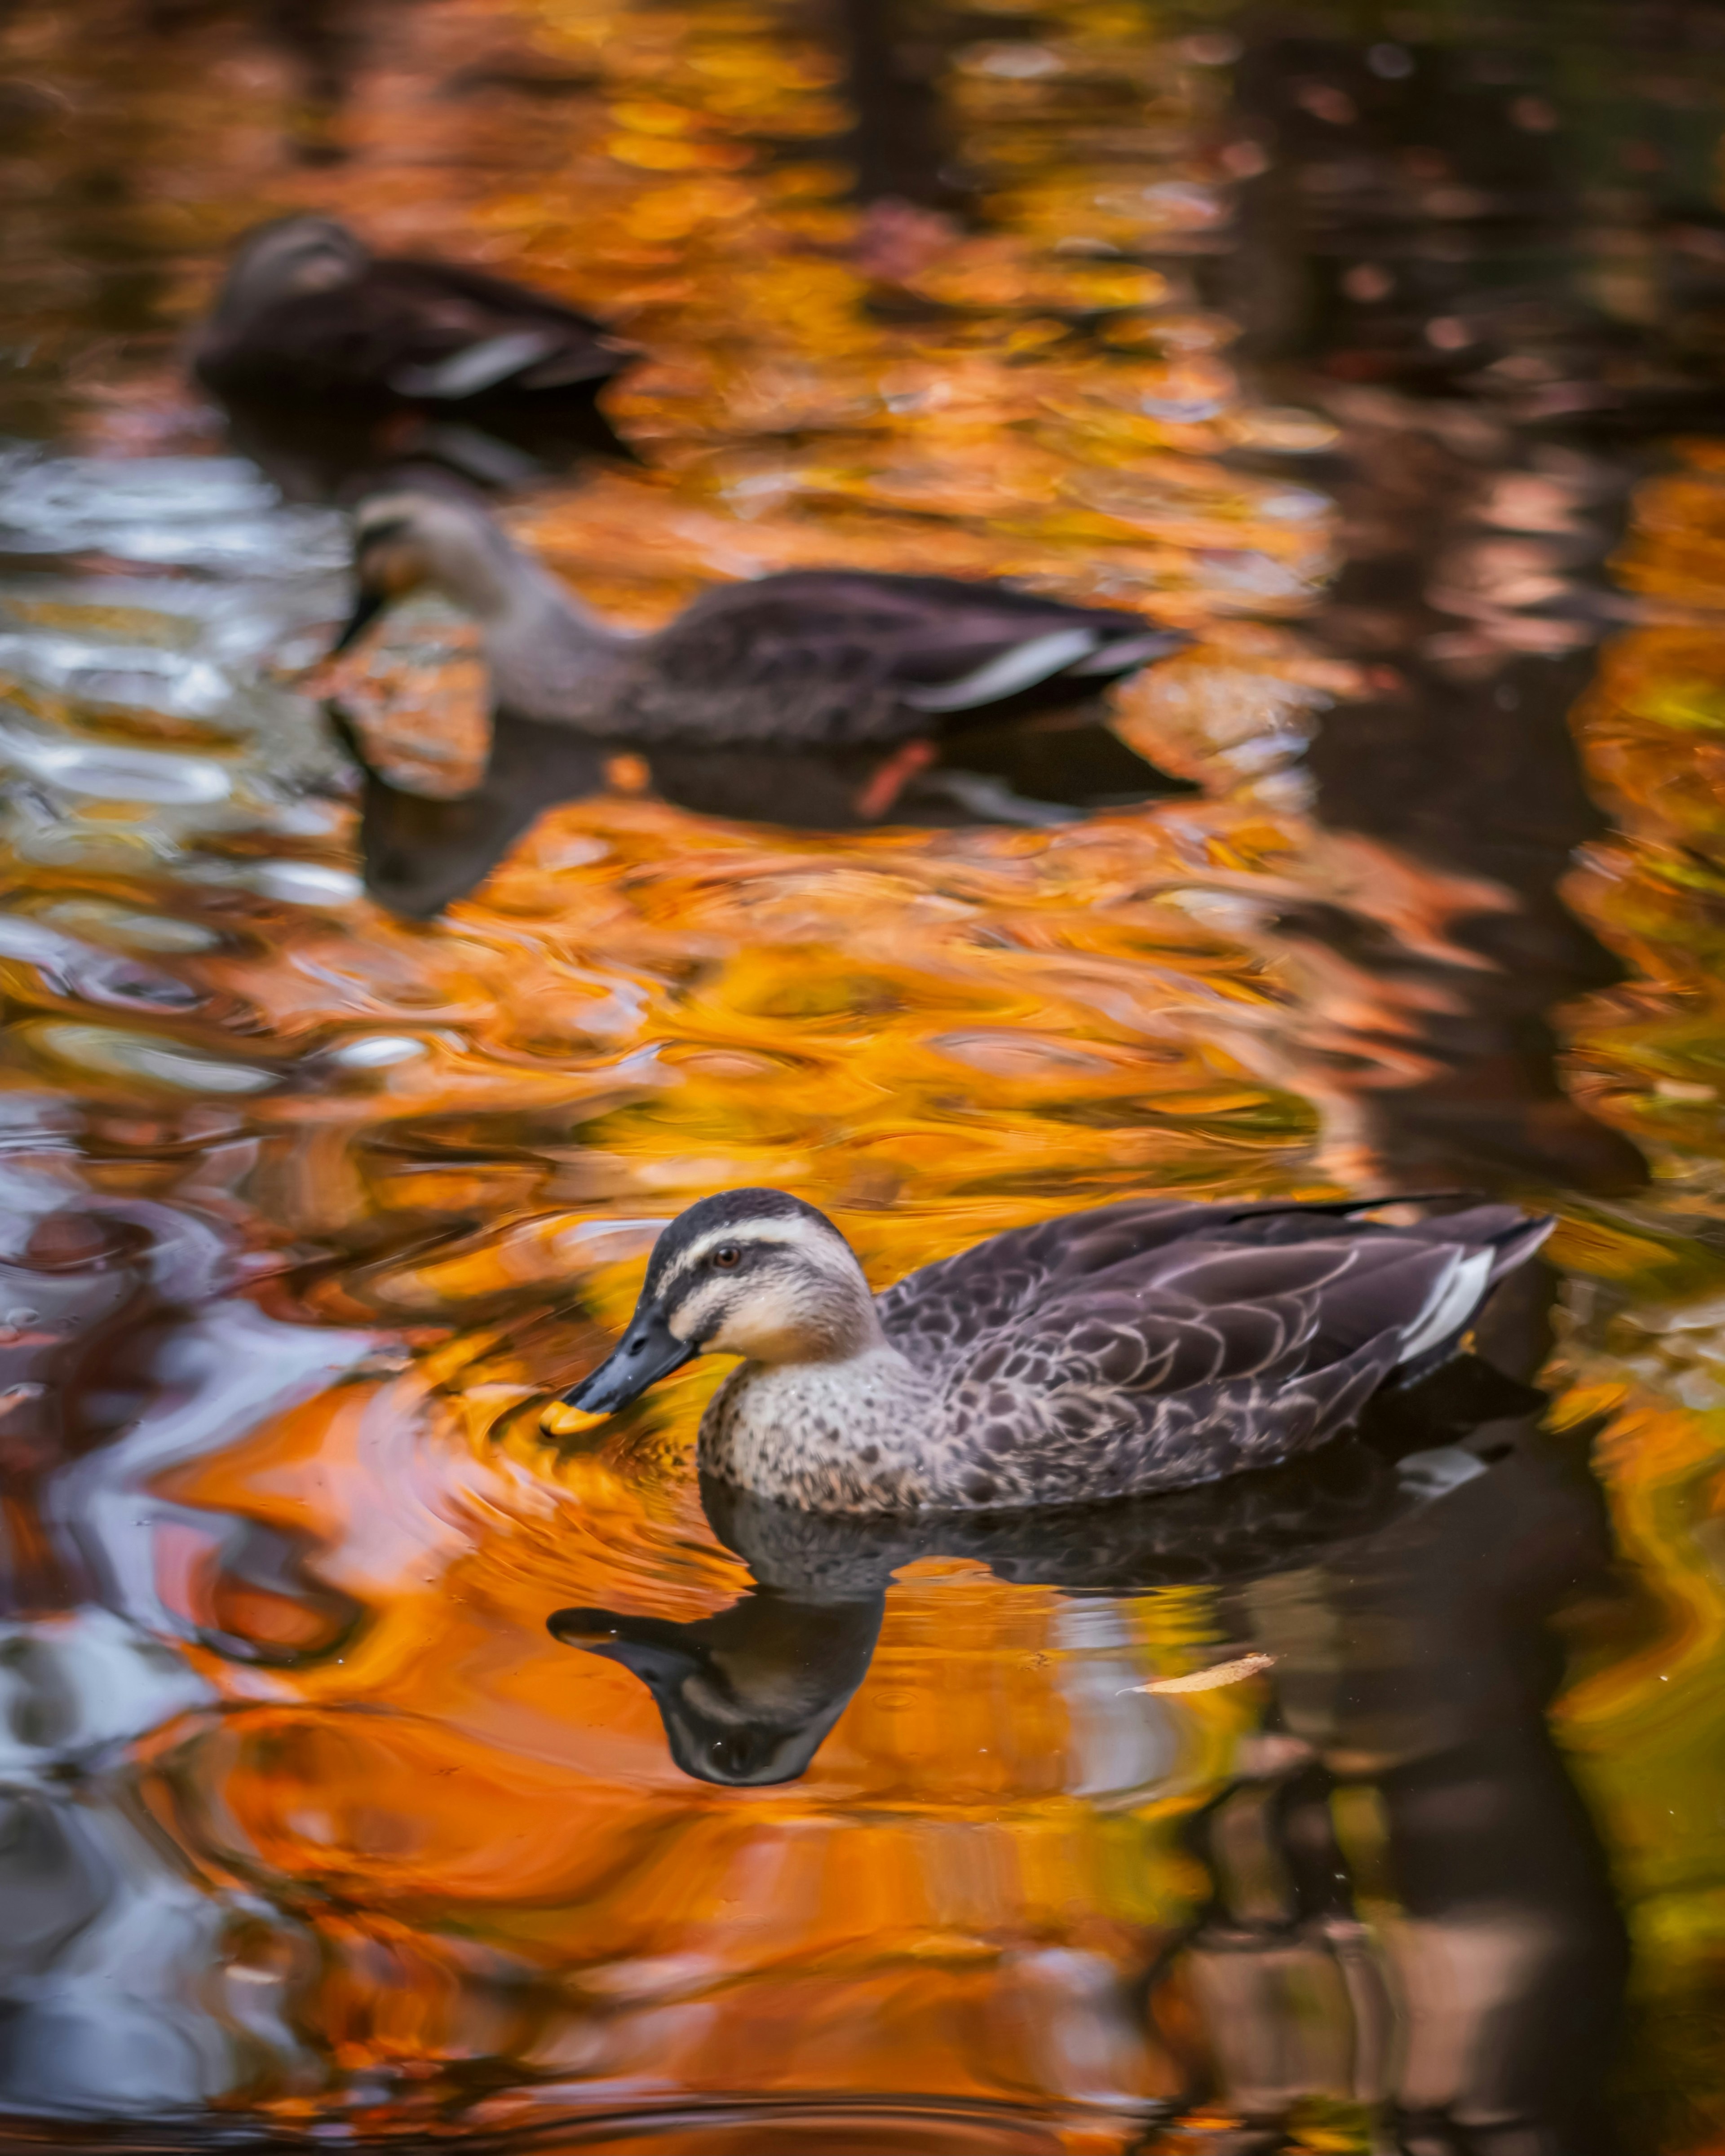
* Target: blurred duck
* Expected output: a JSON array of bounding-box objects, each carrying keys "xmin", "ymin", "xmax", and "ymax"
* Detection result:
[
  {"xmin": 327, "ymin": 490, "xmax": 1192, "ymax": 777},
  {"xmin": 546, "ymin": 1187, "xmax": 1550, "ymax": 1512},
  {"xmin": 193, "ymin": 216, "xmax": 636, "ymax": 462}
]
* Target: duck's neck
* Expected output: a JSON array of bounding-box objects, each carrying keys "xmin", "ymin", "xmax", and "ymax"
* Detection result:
[
  {"xmin": 699, "ymin": 1332, "xmax": 940, "ymax": 1510},
  {"xmin": 525, "ymin": 561, "xmax": 613, "ymax": 636},
  {"xmin": 464, "ymin": 544, "xmax": 629, "ymax": 725},
  {"xmin": 440, "ymin": 525, "xmax": 618, "ymax": 653}
]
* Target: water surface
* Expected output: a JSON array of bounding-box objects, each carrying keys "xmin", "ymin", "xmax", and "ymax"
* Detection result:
[{"xmin": 2, "ymin": 1, "xmax": 1725, "ymax": 2149}]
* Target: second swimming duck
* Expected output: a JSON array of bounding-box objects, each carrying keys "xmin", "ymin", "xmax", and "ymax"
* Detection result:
[
  {"xmin": 546, "ymin": 1189, "xmax": 1550, "ymax": 1512},
  {"xmin": 329, "ymin": 490, "xmax": 1191, "ymax": 764}
]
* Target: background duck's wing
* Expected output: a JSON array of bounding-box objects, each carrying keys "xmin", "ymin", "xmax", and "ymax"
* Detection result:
[
  {"xmin": 927, "ymin": 1206, "xmax": 1549, "ymax": 1503},
  {"xmin": 201, "ymin": 261, "xmax": 632, "ymax": 400},
  {"xmin": 631, "ymin": 572, "xmax": 1185, "ymax": 748},
  {"xmin": 372, "ymin": 259, "xmax": 637, "ymax": 396}
]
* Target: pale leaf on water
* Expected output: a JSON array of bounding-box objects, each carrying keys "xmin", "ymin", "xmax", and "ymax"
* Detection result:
[{"xmin": 1123, "ymin": 1652, "xmax": 1277, "ymax": 1695}]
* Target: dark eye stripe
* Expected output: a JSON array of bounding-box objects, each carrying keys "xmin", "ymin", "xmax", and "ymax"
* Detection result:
[{"xmin": 357, "ymin": 517, "xmax": 411, "ymax": 553}]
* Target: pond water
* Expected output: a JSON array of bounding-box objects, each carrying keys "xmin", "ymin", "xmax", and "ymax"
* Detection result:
[{"xmin": 2, "ymin": 0, "xmax": 1725, "ymax": 2148}]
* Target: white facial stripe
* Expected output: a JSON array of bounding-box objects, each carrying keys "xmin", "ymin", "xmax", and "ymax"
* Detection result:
[
  {"xmin": 701, "ymin": 1277, "xmax": 812, "ymax": 1357},
  {"xmin": 655, "ymin": 1215, "xmax": 844, "ymax": 1298},
  {"xmin": 644, "ymin": 1210, "xmax": 885, "ymax": 1365},
  {"xmin": 667, "ymin": 1276, "xmax": 728, "ymax": 1343}
]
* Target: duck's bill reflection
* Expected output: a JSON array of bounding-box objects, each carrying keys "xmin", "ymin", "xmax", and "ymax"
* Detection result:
[{"xmin": 549, "ymin": 1301, "xmax": 691, "ymax": 1426}]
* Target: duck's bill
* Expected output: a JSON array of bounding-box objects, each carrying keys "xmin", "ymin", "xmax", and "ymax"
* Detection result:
[
  {"xmin": 546, "ymin": 1305, "xmax": 694, "ymax": 1427},
  {"xmin": 328, "ymin": 586, "xmax": 388, "ymax": 658}
]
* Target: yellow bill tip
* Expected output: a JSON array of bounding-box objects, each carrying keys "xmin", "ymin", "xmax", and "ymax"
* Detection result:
[{"xmin": 540, "ymin": 1399, "xmax": 610, "ymax": 1440}]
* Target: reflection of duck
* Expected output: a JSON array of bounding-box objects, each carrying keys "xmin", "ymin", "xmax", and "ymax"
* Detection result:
[
  {"xmin": 214, "ymin": 388, "xmax": 637, "ymax": 505},
  {"xmin": 549, "ymin": 1186, "xmax": 1549, "ymax": 1511},
  {"xmin": 334, "ymin": 704, "xmax": 1182, "ymax": 919},
  {"xmin": 327, "ymin": 492, "xmax": 1192, "ymax": 769},
  {"xmin": 551, "ymin": 1584, "xmax": 885, "ymax": 1789},
  {"xmin": 549, "ymin": 1361, "xmax": 1519, "ymax": 1786},
  {"xmin": 328, "ymin": 707, "xmax": 603, "ymax": 922}
]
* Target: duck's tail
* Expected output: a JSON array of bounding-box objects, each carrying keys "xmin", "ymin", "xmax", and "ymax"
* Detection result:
[{"xmin": 1385, "ymin": 1207, "xmax": 1555, "ymax": 1379}]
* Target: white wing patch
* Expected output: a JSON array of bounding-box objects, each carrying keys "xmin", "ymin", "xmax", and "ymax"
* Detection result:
[
  {"xmin": 902, "ymin": 627, "xmax": 1099, "ymax": 711},
  {"xmin": 1070, "ymin": 628, "xmax": 1189, "ymax": 675},
  {"xmin": 1397, "ymin": 1247, "xmax": 1493, "ymax": 1361},
  {"xmin": 391, "ymin": 328, "xmax": 563, "ymax": 399}
]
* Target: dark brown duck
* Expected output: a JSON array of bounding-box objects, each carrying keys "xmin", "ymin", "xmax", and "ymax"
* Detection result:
[
  {"xmin": 193, "ymin": 214, "xmax": 636, "ymax": 409},
  {"xmin": 328, "ymin": 490, "xmax": 1192, "ymax": 759}
]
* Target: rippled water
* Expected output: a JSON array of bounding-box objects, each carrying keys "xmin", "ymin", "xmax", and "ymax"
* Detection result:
[{"xmin": 4, "ymin": 0, "xmax": 1725, "ymax": 2148}]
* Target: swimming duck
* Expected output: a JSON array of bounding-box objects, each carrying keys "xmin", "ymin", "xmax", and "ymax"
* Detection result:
[
  {"xmin": 327, "ymin": 491, "xmax": 1193, "ymax": 771},
  {"xmin": 545, "ymin": 1189, "xmax": 1551, "ymax": 1513},
  {"xmin": 193, "ymin": 215, "xmax": 635, "ymax": 420}
]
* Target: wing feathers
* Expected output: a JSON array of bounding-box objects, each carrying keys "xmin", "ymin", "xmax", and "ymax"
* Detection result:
[
  {"xmin": 877, "ymin": 1194, "xmax": 1550, "ymax": 1502},
  {"xmin": 635, "ymin": 576, "xmax": 1179, "ymax": 746},
  {"xmin": 901, "ymin": 627, "xmax": 1101, "ymax": 710},
  {"xmin": 390, "ymin": 327, "xmax": 564, "ymax": 398},
  {"xmin": 1397, "ymin": 1247, "xmax": 1495, "ymax": 1360}
]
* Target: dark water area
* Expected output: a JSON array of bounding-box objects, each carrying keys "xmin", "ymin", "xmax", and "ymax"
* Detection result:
[{"xmin": 3, "ymin": 1, "xmax": 1725, "ymax": 2150}]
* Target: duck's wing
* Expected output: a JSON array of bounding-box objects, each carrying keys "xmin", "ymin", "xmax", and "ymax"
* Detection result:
[
  {"xmin": 203, "ymin": 261, "xmax": 633, "ymax": 401},
  {"xmin": 372, "ymin": 259, "xmax": 637, "ymax": 397},
  {"xmin": 630, "ymin": 572, "xmax": 1187, "ymax": 748},
  {"xmin": 876, "ymin": 1193, "xmax": 1490, "ymax": 1379},
  {"xmin": 928, "ymin": 1206, "xmax": 1549, "ymax": 1504},
  {"xmin": 878, "ymin": 1197, "xmax": 1220, "ymax": 1378}
]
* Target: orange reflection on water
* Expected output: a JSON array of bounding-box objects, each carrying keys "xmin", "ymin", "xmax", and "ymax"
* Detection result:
[{"xmin": 5, "ymin": 0, "xmax": 1725, "ymax": 2147}]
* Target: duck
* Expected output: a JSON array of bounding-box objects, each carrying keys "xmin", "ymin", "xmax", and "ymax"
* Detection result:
[
  {"xmin": 192, "ymin": 216, "xmax": 637, "ymax": 470},
  {"xmin": 544, "ymin": 1188, "xmax": 1552, "ymax": 1513},
  {"xmin": 325, "ymin": 490, "xmax": 1194, "ymax": 785}
]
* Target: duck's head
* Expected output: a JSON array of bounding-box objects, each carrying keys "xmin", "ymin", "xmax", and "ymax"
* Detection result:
[
  {"xmin": 548, "ymin": 1188, "xmax": 880, "ymax": 1426},
  {"xmin": 213, "ymin": 214, "xmax": 367, "ymax": 323},
  {"xmin": 332, "ymin": 490, "xmax": 522, "ymax": 654}
]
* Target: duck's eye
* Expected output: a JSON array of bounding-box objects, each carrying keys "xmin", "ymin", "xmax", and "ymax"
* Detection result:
[{"xmin": 710, "ymin": 1244, "xmax": 742, "ymax": 1270}]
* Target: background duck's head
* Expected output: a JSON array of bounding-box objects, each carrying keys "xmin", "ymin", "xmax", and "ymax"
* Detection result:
[
  {"xmin": 549, "ymin": 1188, "xmax": 880, "ymax": 1423},
  {"xmin": 332, "ymin": 490, "xmax": 523, "ymax": 653},
  {"xmin": 213, "ymin": 214, "xmax": 367, "ymax": 323}
]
